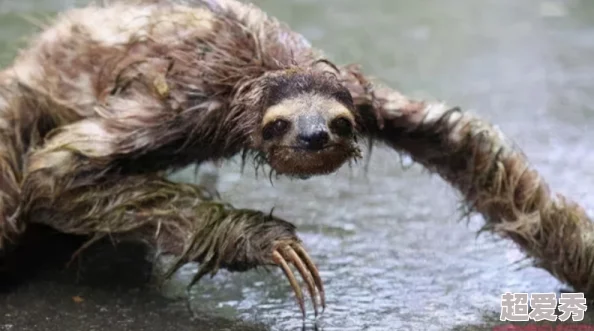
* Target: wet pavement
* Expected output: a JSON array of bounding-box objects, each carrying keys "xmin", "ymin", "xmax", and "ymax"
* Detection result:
[{"xmin": 2, "ymin": 0, "xmax": 594, "ymax": 330}]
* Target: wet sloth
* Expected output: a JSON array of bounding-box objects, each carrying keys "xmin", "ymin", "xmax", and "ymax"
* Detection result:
[{"xmin": 0, "ymin": 0, "xmax": 387, "ymax": 318}]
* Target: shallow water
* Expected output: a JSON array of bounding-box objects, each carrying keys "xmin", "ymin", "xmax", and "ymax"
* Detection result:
[{"xmin": 1, "ymin": 0, "xmax": 594, "ymax": 330}]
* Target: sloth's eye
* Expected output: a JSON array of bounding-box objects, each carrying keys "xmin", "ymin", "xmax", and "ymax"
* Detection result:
[
  {"xmin": 330, "ymin": 117, "xmax": 353, "ymax": 137},
  {"xmin": 263, "ymin": 119, "xmax": 290, "ymax": 140}
]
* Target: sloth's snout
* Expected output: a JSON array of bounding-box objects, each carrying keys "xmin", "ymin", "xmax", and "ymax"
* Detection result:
[
  {"xmin": 297, "ymin": 130, "xmax": 330, "ymax": 150},
  {"xmin": 296, "ymin": 113, "xmax": 330, "ymax": 151}
]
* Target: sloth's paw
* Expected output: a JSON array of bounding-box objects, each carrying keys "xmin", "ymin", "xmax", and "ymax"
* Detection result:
[{"xmin": 188, "ymin": 207, "xmax": 326, "ymax": 318}]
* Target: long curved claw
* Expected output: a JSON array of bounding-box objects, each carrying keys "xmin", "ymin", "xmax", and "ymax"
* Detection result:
[
  {"xmin": 272, "ymin": 242, "xmax": 326, "ymax": 319},
  {"xmin": 286, "ymin": 246, "xmax": 319, "ymax": 317},
  {"xmin": 272, "ymin": 250, "xmax": 306, "ymax": 318},
  {"xmin": 292, "ymin": 243, "xmax": 326, "ymax": 311}
]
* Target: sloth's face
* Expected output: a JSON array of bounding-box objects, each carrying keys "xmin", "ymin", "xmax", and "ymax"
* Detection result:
[{"xmin": 256, "ymin": 92, "xmax": 361, "ymax": 178}]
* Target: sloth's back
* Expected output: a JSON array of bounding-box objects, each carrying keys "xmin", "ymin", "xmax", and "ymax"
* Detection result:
[
  {"xmin": 3, "ymin": 0, "xmax": 315, "ymax": 125},
  {"xmin": 7, "ymin": 2, "xmax": 222, "ymax": 121}
]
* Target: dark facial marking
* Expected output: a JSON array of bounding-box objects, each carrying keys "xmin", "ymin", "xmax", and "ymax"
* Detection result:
[
  {"xmin": 263, "ymin": 119, "xmax": 290, "ymax": 141},
  {"xmin": 330, "ymin": 117, "xmax": 353, "ymax": 137},
  {"xmin": 296, "ymin": 114, "xmax": 330, "ymax": 151}
]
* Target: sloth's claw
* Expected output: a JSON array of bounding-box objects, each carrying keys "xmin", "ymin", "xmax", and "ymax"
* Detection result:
[
  {"xmin": 272, "ymin": 242, "xmax": 325, "ymax": 319},
  {"xmin": 272, "ymin": 249, "xmax": 306, "ymax": 317},
  {"xmin": 286, "ymin": 246, "xmax": 319, "ymax": 316},
  {"xmin": 292, "ymin": 243, "xmax": 325, "ymax": 311}
]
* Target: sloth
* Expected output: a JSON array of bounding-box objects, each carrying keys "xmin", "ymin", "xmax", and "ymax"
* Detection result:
[{"xmin": 0, "ymin": 0, "xmax": 403, "ymax": 318}]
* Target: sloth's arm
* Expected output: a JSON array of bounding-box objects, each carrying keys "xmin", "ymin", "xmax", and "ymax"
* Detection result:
[
  {"xmin": 339, "ymin": 64, "xmax": 594, "ymax": 298},
  {"xmin": 18, "ymin": 118, "xmax": 324, "ymax": 316}
]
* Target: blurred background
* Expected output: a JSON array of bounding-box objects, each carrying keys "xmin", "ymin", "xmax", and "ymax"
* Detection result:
[{"xmin": 1, "ymin": 0, "xmax": 594, "ymax": 330}]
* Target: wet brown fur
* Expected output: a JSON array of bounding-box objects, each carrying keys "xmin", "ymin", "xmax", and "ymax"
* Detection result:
[
  {"xmin": 0, "ymin": 0, "xmax": 591, "ymax": 316},
  {"xmin": 0, "ymin": 0, "xmax": 365, "ymax": 292},
  {"xmin": 344, "ymin": 69, "xmax": 594, "ymax": 299}
]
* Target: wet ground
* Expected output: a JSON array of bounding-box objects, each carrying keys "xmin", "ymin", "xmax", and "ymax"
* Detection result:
[{"xmin": 1, "ymin": 0, "xmax": 594, "ymax": 330}]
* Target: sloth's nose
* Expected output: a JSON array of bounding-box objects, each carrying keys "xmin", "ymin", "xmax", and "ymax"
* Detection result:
[{"xmin": 298, "ymin": 130, "xmax": 330, "ymax": 150}]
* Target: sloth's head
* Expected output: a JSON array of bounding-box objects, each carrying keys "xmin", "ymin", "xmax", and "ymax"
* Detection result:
[{"xmin": 253, "ymin": 68, "xmax": 361, "ymax": 178}]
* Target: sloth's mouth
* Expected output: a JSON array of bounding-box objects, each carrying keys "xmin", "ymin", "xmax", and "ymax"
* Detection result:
[
  {"xmin": 266, "ymin": 143, "xmax": 361, "ymax": 178},
  {"xmin": 288, "ymin": 144, "xmax": 337, "ymax": 152}
]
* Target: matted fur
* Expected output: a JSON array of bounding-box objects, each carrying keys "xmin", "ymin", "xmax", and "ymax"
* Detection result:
[
  {"xmin": 0, "ymin": 0, "xmax": 336, "ymax": 282},
  {"xmin": 0, "ymin": 0, "xmax": 592, "ymax": 316},
  {"xmin": 341, "ymin": 66, "xmax": 594, "ymax": 299}
]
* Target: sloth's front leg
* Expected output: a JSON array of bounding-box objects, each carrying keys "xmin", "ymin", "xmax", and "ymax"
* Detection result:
[
  {"xmin": 17, "ymin": 120, "xmax": 324, "ymax": 317},
  {"xmin": 20, "ymin": 173, "xmax": 324, "ymax": 316}
]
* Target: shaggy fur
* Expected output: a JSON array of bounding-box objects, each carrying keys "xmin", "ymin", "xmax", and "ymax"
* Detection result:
[
  {"xmin": 0, "ymin": 0, "xmax": 361, "ymax": 317},
  {"xmin": 1, "ymin": 0, "xmax": 593, "ymax": 320},
  {"xmin": 345, "ymin": 72, "xmax": 594, "ymax": 300}
]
